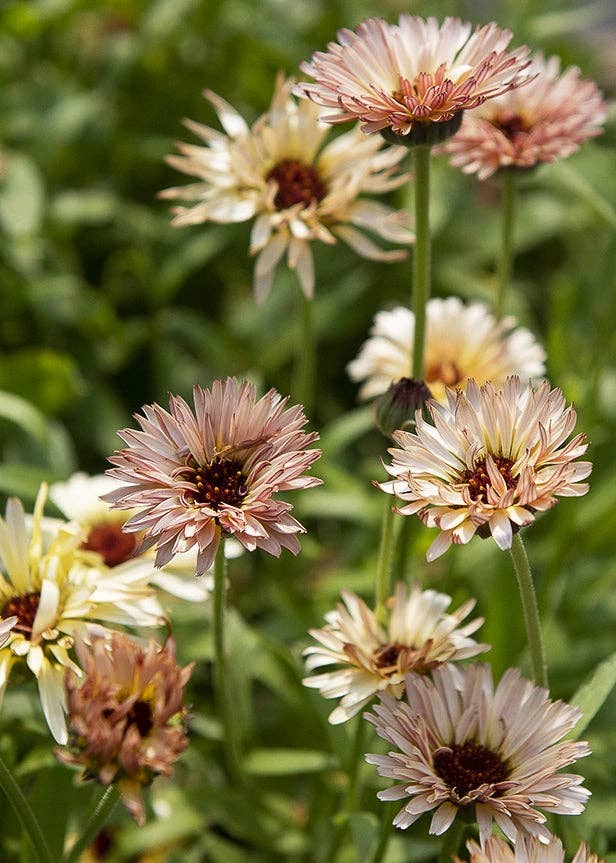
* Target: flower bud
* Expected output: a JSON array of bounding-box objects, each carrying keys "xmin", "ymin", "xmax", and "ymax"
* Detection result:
[{"xmin": 375, "ymin": 377, "xmax": 431, "ymax": 438}]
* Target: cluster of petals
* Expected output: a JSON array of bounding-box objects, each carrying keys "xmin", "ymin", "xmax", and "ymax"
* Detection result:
[
  {"xmin": 296, "ymin": 16, "xmax": 533, "ymax": 136},
  {"xmin": 379, "ymin": 376, "xmax": 591, "ymax": 560},
  {"xmin": 159, "ymin": 75, "xmax": 413, "ymax": 302},
  {"xmin": 366, "ymin": 663, "xmax": 590, "ymax": 843},
  {"xmin": 303, "ymin": 582, "xmax": 488, "ymax": 723},
  {"xmin": 442, "ymin": 53, "xmax": 607, "ymax": 179},
  {"xmin": 462, "ymin": 835, "xmax": 603, "ymax": 863},
  {"xmin": 347, "ymin": 298, "xmax": 546, "ymax": 403},
  {"xmin": 104, "ymin": 378, "xmax": 321, "ymax": 576}
]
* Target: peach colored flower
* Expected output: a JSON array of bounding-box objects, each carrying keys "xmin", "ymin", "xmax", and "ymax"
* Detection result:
[{"xmin": 461, "ymin": 835, "xmax": 603, "ymax": 863}]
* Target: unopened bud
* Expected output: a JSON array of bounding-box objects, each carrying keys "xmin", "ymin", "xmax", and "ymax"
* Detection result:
[{"xmin": 375, "ymin": 377, "xmax": 431, "ymax": 438}]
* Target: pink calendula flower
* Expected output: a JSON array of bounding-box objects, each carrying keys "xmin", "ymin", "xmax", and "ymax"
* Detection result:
[
  {"xmin": 461, "ymin": 835, "xmax": 604, "ymax": 863},
  {"xmin": 442, "ymin": 53, "xmax": 607, "ymax": 179},
  {"xmin": 104, "ymin": 379, "xmax": 321, "ymax": 575},
  {"xmin": 379, "ymin": 376, "xmax": 591, "ymax": 560}
]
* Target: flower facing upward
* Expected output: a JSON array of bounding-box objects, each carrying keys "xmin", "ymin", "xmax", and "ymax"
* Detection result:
[
  {"xmin": 379, "ymin": 376, "xmax": 590, "ymax": 560},
  {"xmin": 347, "ymin": 298, "xmax": 546, "ymax": 403},
  {"xmin": 303, "ymin": 583, "xmax": 488, "ymax": 724},
  {"xmin": 442, "ymin": 54, "xmax": 607, "ymax": 179},
  {"xmin": 461, "ymin": 835, "xmax": 604, "ymax": 863},
  {"xmin": 366, "ymin": 664, "xmax": 590, "ymax": 843},
  {"xmin": 159, "ymin": 75, "xmax": 413, "ymax": 302},
  {"xmin": 104, "ymin": 379, "xmax": 321, "ymax": 575},
  {"xmin": 57, "ymin": 633, "xmax": 193, "ymax": 825},
  {"xmin": 296, "ymin": 17, "xmax": 532, "ymax": 140}
]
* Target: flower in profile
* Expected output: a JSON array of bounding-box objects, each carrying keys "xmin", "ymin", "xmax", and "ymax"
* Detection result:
[
  {"xmin": 442, "ymin": 54, "xmax": 607, "ymax": 179},
  {"xmin": 366, "ymin": 663, "xmax": 590, "ymax": 842},
  {"xmin": 104, "ymin": 379, "xmax": 321, "ymax": 575},
  {"xmin": 461, "ymin": 835, "xmax": 603, "ymax": 863},
  {"xmin": 159, "ymin": 75, "xmax": 413, "ymax": 302},
  {"xmin": 0, "ymin": 485, "xmax": 164, "ymax": 743},
  {"xmin": 347, "ymin": 298, "xmax": 546, "ymax": 403},
  {"xmin": 379, "ymin": 376, "xmax": 590, "ymax": 560},
  {"xmin": 303, "ymin": 583, "xmax": 488, "ymax": 724},
  {"xmin": 57, "ymin": 633, "xmax": 193, "ymax": 825},
  {"xmin": 296, "ymin": 17, "xmax": 532, "ymax": 144}
]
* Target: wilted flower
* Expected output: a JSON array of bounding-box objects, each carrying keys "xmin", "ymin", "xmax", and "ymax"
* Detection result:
[
  {"xmin": 159, "ymin": 75, "xmax": 413, "ymax": 302},
  {"xmin": 366, "ymin": 663, "xmax": 590, "ymax": 842},
  {"xmin": 348, "ymin": 298, "xmax": 546, "ymax": 403},
  {"xmin": 296, "ymin": 16, "xmax": 532, "ymax": 144},
  {"xmin": 303, "ymin": 583, "xmax": 488, "ymax": 724},
  {"xmin": 442, "ymin": 54, "xmax": 607, "ymax": 179},
  {"xmin": 57, "ymin": 633, "xmax": 192, "ymax": 825},
  {"xmin": 0, "ymin": 486, "xmax": 163, "ymax": 743},
  {"xmin": 379, "ymin": 377, "xmax": 590, "ymax": 560},
  {"xmin": 461, "ymin": 835, "xmax": 603, "ymax": 863},
  {"xmin": 104, "ymin": 379, "xmax": 321, "ymax": 575}
]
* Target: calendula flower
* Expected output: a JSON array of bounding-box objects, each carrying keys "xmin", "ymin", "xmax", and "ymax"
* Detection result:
[
  {"xmin": 347, "ymin": 298, "xmax": 546, "ymax": 403},
  {"xmin": 104, "ymin": 379, "xmax": 321, "ymax": 575},
  {"xmin": 296, "ymin": 16, "xmax": 532, "ymax": 143},
  {"xmin": 442, "ymin": 54, "xmax": 607, "ymax": 179},
  {"xmin": 0, "ymin": 486, "xmax": 163, "ymax": 743},
  {"xmin": 461, "ymin": 835, "xmax": 603, "ymax": 863},
  {"xmin": 366, "ymin": 663, "xmax": 590, "ymax": 842},
  {"xmin": 379, "ymin": 377, "xmax": 590, "ymax": 560},
  {"xmin": 159, "ymin": 74, "xmax": 413, "ymax": 302},
  {"xmin": 303, "ymin": 583, "xmax": 488, "ymax": 724},
  {"xmin": 57, "ymin": 633, "xmax": 192, "ymax": 825}
]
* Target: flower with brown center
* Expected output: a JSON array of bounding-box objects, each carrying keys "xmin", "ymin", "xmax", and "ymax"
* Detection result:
[
  {"xmin": 57, "ymin": 633, "xmax": 193, "ymax": 825},
  {"xmin": 366, "ymin": 663, "xmax": 590, "ymax": 843},
  {"xmin": 460, "ymin": 835, "xmax": 604, "ymax": 863}
]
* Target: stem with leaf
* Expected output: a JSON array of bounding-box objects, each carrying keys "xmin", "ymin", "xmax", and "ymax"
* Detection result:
[
  {"xmin": 0, "ymin": 753, "xmax": 54, "ymax": 863},
  {"xmin": 509, "ymin": 532, "xmax": 548, "ymax": 688},
  {"xmin": 65, "ymin": 786, "xmax": 120, "ymax": 863}
]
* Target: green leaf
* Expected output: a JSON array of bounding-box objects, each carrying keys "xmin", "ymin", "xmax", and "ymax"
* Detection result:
[
  {"xmin": 550, "ymin": 161, "xmax": 616, "ymax": 230},
  {"xmin": 0, "ymin": 154, "xmax": 44, "ymax": 237},
  {"xmin": 245, "ymin": 748, "xmax": 335, "ymax": 776},
  {"xmin": 568, "ymin": 650, "xmax": 616, "ymax": 738},
  {"xmin": 0, "ymin": 390, "xmax": 76, "ymax": 476},
  {"xmin": 0, "ymin": 464, "xmax": 62, "ymax": 502},
  {"xmin": 349, "ymin": 811, "xmax": 380, "ymax": 861}
]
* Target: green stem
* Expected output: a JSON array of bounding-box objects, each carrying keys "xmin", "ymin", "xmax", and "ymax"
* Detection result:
[
  {"xmin": 412, "ymin": 145, "xmax": 431, "ymax": 379},
  {"xmin": 65, "ymin": 785, "xmax": 120, "ymax": 863},
  {"xmin": 375, "ymin": 504, "xmax": 396, "ymax": 623},
  {"xmin": 344, "ymin": 715, "xmax": 367, "ymax": 813},
  {"xmin": 295, "ymin": 289, "xmax": 315, "ymax": 415},
  {"xmin": 393, "ymin": 516, "xmax": 414, "ymax": 586},
  {"xmin": 495, "ymin": 170, "xmax": 516, "ymax": 320},
  {"xmin": 509, "ymin": 532, "xmax": 548, "ymax": 688},
  {"xmin": 0, "ymin": 753, "xmax": 54, "ymax": 863},
  {"xmin": 370, "ymin": 802, "xmax": 393, "ymax": 863},
  {"xmin": 437, "ymin": 815, "xmax": 466, "ymax": 863}
]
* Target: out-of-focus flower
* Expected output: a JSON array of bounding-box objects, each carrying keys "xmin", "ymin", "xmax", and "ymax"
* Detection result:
[
  {"xmin": 0, "ymin": 486, "xmax": 163, "ymax": 743},
  {"xmin": 303, "ymin": 583, "xmax": 488, "ymax": 724},
  {"xmin": 460, "ymin": 835, "xmax": 603, "ymax": 863},
  {"xmin": 379, "ymin": 377, "xmax": 590, "ymax": 560},
  {"xmin": 366, "ymin": 663, "xmax": 590, "ymax": 842},
  {"xmin": 442, "ymin": 54, "xmax": 607, "ymax": 179},
  {"xmin": 0, "ymin": 615, "xmax": 17, "ymax": 648},
  {"xmin": 104, "ymin": 379, "xmax": 321, "ymax": 576},
  {"xmin": 347, "ymin": 298, "xmax": 546, "ymax": 403},
  {"xmin": 57, "ymin": 633, "xmax": 192, "ymax": 826},
  {"xmin": 159, "ymin": 75, "xmax": 413, "ymax": 302},
  {"xmin": 296, "ymin": 16, "xmax": 532, "ymax": 144}
]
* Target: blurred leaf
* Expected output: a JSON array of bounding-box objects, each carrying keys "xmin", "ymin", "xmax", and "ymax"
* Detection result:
[
  {"xmin": 0, "ymin": 154, "xmax": 44, "ymax": 237},
  {"xmin": 569, "ymin": 651, "xmax": 616, "ymax": 739},
  {"xmin": 349, "ymin": 811, "xmax": 380, "ymax": 861},
  {"xmin": 551, "ymin": 161, "xmax": 616, "ymax": 230},
  {"xmin": 0, "ymin": 390, "xmax": 76, "ymax": 475},
  {"xmin": 245, "ymin": 748, "xmax": 335, "ymax": 776},
  {"xmin": 0, "ymin": 464, "xmax": 62, "ymax": 501},
  {"xmin": 0, "ymin": 348, "xmax": 84, "ymax": 414}
]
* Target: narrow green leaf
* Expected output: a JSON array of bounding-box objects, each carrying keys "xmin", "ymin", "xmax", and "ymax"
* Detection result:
[
  {"xmin": 349, "ymin": 811, "xmax": 379, "ymax": 861},
  {"xmin": 0, "ymin": 390, "xmax": 76, "ymax": 476},
  {"xmin": 552, "ymin": 161, "xmax": 616, "ymax": 230},
  {"xmin": 245, "ymin": 748, "xmax": 335, "ymax": 776},
  {"xmin": 568, "ymin": 650, "xmax": 616, "ymax": 738}
]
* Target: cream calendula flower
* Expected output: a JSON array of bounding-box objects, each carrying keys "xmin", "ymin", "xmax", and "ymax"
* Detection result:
[
  {"xmin": 159, "ymin": 74, "xmax": 413, "ymax": 303},
  {"xmin": 379, "ymin": 376, "xmax": 591, "ymax": 560},
  {"xmin": 303, "ymin": 582, "xmax": 488, "ymax": 724},
  {"xmin": 0, "ymin": 485, "xmax": 164, "ymax": 743},
  {"xmin": 461, "ymin": 835, "xmax": 604, "ymax": 863},
  {"xmin": 347, "ymin": 298, "xmax": 546, "ymax": 403},
  {"xmin": 366, "ymin": 663, "xmax": 590, "ymax": 843},
  {"xmin": 442, "ymin": 53, "xmax": 607, "ymax": 179}
]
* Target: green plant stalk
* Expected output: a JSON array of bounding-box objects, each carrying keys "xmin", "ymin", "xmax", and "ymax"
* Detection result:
[
  {"xmin": 375, "ymin": 504, "xmax": 396, "ymax": 624},
  {"xmin": 0, "ymin": 753, "xmax": 54, "ymax": 863},
  {"xmin": 295, "ymin": 290, "xmax": 315, "ymax": 416},
  {"xmin": 65, "ymin": 785, "xmax": 120, "ymax": 863},
  {"xmin": 437, "ymin": 814, "xmax": 466, "ymax": 863},
  {"xmin": 495, "ymin": 170, "xmax": 517, "ymax": 320},
  {"xmin": 370, "ymin": 802, "xmax": 394, "ymax": 863},
  {"xmin": 412, "ymin": 145, "xmax": 431, "ymax": 379},
  {"xmin": 509, "ymin": 532, "xmax": 548, "ymax": 688},
  {"xmin": 344, "ymin": 714, "xmax": 367, "ymax": 813}
]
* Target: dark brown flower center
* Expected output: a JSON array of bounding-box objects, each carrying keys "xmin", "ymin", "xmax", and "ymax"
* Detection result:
[
  {"xmin": 492, "ymin": 112, "xmax": 531, "ymax": 140},
  {"xmin": 425, "ymin": 359, "xmax": 464, "ymax": 387},
  {"xmin": 190, "ymin": 457, "xmax": 248, "ymax": 510},
  {"xmin": 433, "ymin": 742, "xmax": 509, "ymax": 797},
  {"xmin": 82, "ymin": 523, "xmax": 137, "ymax": 567},
  {"xmin": 1, "ymin": 592, "xmax": 41, "ymax": 638},
  {"xmin": 127, "ymin": 700, "xmax": 154, "ymax": 738},
  {"xmin": 266, "ymin": 159, "xmax": 325, "ymax": 210},
  {"xmin": 461, "ymin": 456, "xmax": 517, "ymax": 502},
  {"xmin": 373, "ymin": 643, "xmax": 403, "ymax": 673}
]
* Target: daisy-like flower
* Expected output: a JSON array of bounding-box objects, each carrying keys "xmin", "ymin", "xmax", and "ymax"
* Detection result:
[
  {"xmin": 303, "ymin": 582, "xmax": 488, "ymax": 724},
  {"xmin": 57, "ymin": 632, "xmax": 192, "ymax": 825},
  {"xmin": 379, "ymin": 376, "xmax": 590, "ymax": 560},
  {"xmin": 442, "ymin": 53, "xmax": 607, "ymax": 179},
  {"xmin": 366, "ymin": 663, "xmax": 591, "ymax": 842},
  {"xmin": 0, "ymin": 486, "xmax": 164, "ymax": 743},
  {"xmin": 461, "ymin": 835, "xmax": 603, "ymax": 863},
  {"xmin": 347, "ymin": 298, "xmax": 546, "ymax": 403},
  {"xmin": 296, "ymin": 17, "xmax": 533, "ymax": 143},
  {"xmin": 159, "ymin": 74, "xmax": 413, "ymax": 303},
  {"xmin": 104, "ymin": 379, "xmax": 321, "ymax": 576}
]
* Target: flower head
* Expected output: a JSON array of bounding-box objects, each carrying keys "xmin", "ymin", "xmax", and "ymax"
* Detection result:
[
  {"xmin": 57, "ymin": 633, "xmax": 193, "ymax": 825},
  {"xmin": 366, "ymin": 663, "xmax": 590, "ymax": 843},
  {"xmin": 348, "ymin": 299, "xmax": 546, "ymax": 404},
  {"xmin": 296, "ymin": 16, "xmax": 532, "ymax": 141},
  {"xmin": 461, "ymin": 835, "xmax": 603, "ymax": 863},
  {"xmin": 379, "ymin": 377, "xmax": 590, "ymax": 560},
  {"xmin": 159, "ymin": 75, "xmax": 413, "ymax": 302},
  {"xmin": 104, "ymin": 379, "xmax": 321, "ymax": 575},
  {"xmin": 303, "ymin": 583, "xmax": 488, "ymax": 723},
  {"xmin": 442, "ymin": 54, "xmax": 607, "ymax": 179}
]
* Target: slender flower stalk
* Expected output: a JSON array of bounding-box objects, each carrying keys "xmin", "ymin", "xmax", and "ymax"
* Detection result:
[
  {"xmin": 510, "ymin": 532, "xmax": 547, "ymax": 688},
  {"xmin": 295, "ymin": 290, "xmax": 316, "ymax": 415},
  {"xmin": 412, "ymin": 145, "xmax": 431, "ymax": 378},
  {"xmin": 375, "ymin": 506, "xmax": 396, "ymax": 623},
  {"xmin": 64, "ymin": 786, "xmax": 120, "ymax": 863},
  {"xmin": 0, "ymin": 753, "xmax": 54, "ymax": 863},
  {"xmin": 496, "ymin": 170, "xmax": 516, "ymax": 319}
]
